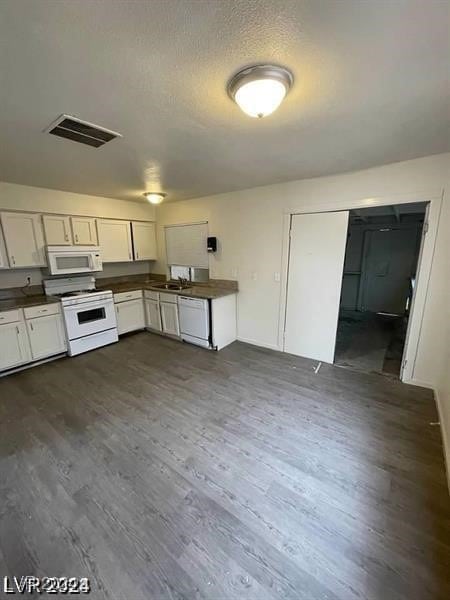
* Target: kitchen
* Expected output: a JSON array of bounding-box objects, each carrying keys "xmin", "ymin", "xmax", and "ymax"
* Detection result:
[
  {"xmin": 0, "ymin": 208, "xmax": 237, "ymax": 373},
  {"xmin": 0, "ymin": 2, "xmax": 449, "ymax": 599}
]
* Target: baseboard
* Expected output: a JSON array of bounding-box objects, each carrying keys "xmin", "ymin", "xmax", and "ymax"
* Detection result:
[
  {"xmin": 236, "ymin": 337, "xmax": 281, "ymax": 352},
  {"xmin": 434, "ymin": 387, "xmax": 450, "ymax": 494},
  {"xmin": 404, "ymin": 377, "xmax": 434, "ymax": 390}
]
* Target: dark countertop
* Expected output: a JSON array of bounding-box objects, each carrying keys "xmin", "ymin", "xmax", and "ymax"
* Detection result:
[
  {"xmin": 0, "ymin": 281, "xmax": 236, "ymax": 312},
  {"xmin": 0, "ymin": 295, "xmax": 61, "ymax": 312},
  {"xmin": 97, "ymin": 280, "xmax": 237, "ymax": 300}
]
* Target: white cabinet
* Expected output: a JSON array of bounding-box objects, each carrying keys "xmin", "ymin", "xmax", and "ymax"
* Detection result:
[
  {"xmin": 71, "ymin": 217, "xmax": 98, "ymax": 245},
  {"xmin": 0, "ymin": 224, "xmax": 9, "ymax": 269},
  {"xmin": 0, "ymin": 317, "xmax": 31, "ymax": 371},
  {"xmin": 1, "ymin": 212, "xmax": 46, "ymax": 267},
  {"xmin": 26, "ymin": 312, "xmax": 67, "ymax": 360},
  {"xmin": 145, "ymin": 299, "xmax": 162, "ymax": 332},
  {"xmin": 97, "ymin": 219, "xmax": 133, "ymax": 262},
  {"xmin": 115, "ymin": 298, "xmax": 145, "ymax": 335},
  {"xmin": 160, "ymin": 301, "xmax": 180, "ymax": 336},
  {"xmin": 42, "ymin": 215, "xmax": 72, "ymax": 245},
  {"xmin": 132, "ymin": 221, "xmax": 157, "ymax": 260}
]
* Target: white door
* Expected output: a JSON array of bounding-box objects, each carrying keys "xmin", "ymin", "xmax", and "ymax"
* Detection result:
[
  {"xmin": 71, "ymin": 217, "xmax": 98, "ymax": 245},
  {"xmin": 132, "ymin": 222, "xmax": 157, "ymax": 260},
  {"xmin": 1, "ymin": 212, "xmax": 46, "ymax": 267},
  {"xmin": 26, "ymin": 315, "xmax": 67, "ymax": 360},
  {"xmin": 160, "ymin": 302, "xmax": 180, "ymax": 336},
  {"xmin": 97, "ymin": 219, "xmax": 133, "ymax": 262},
  {"xmin": 42, "ymin": 215, "xmax": 73, "ymax": 245},
  {"xmin": 0, "ymin": 322, "xmax": 31, "ymax": 370},
  {"xmin": 145, "ymin": 299, "xmax": 162, "ymax": 331},
  {"xmin": 115, "ymin": 299, "xmax": 145, "ymax": 335},
  {"xmin": 285, "ymin": 211, "xmax": 349, "ymax": 363}
]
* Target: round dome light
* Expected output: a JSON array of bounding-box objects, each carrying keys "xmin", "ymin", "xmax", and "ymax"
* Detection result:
[
  {"xmin": 143, "ymin": 192, "xmax": 166, "ymax": 204},
  {"xmin": 228, "ymin": 64, "xmax": 293, "ymax": 118}
]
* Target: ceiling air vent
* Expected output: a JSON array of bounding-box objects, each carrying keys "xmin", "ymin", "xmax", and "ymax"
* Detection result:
[{"xmin": 45, "ymin": 114, "xmax": 122, "ymax": 148}]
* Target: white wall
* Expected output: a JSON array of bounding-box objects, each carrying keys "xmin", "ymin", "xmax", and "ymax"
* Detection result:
[
  {"xmin": 0, "ymin": 181, "xmax": 156, "ymax": 288},
  {"xmin": 154, "ymin": 153, "xmax": 450, "ymax": 431},
  {"xmin": 0, "ymin": 181, "xmax": 155, "ymax": 220}
]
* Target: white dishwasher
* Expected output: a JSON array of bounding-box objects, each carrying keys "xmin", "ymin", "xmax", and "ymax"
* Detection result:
[{"xmin": 178, "ymin": 296, "xmax": 210, "ymax": 348}]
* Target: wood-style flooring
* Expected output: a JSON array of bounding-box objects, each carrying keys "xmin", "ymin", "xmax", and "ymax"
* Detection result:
[{"xmin": 0, "ymin": 332, "xmax": 449, "ymax": 599}]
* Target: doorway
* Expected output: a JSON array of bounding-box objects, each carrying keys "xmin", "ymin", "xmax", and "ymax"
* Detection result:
[{"xmin": 334, "ymin": 202, "xmax": 427, "ymax": 378}]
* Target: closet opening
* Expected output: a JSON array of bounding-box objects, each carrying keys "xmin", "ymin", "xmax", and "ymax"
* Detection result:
[{"xmin": 334, "ymin": 202, "xmax": 427, "ymax": 378}]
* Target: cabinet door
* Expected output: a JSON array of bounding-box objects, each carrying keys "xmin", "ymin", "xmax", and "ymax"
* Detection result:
[
  {"xmin": 26, "ymin": 314, "xmax": 67, "ymax": 360},
  {"xmin": 71, "ymin": 217, "xmax": 98, "ymax": 245},
  {"xmin": 132, "ymin": 221, "xmax": 157, "ymax": 260},
  {"xmin": 1, "ymin": 212, "xmax": 46, "ymax": 267},
  {"xmin": 42, "ymin": 215, "xmax": 72, "ymax": 245},
  {"xmin": 160, "ymin": 302, "xmax": 180, "ymax": 336},
  {"xmin": 97, "ymin": 219, "xmax": 132, "ymax": 262},
  {"xmin": 115, "ymin": 299, "xmax": 145, "ymax": 335},
  {"xmin": 0, "ymin": 224, "xmax": 9, "ymax": 269},
  {"xmin": 0, "ymin": 321, "xmax": 31, "ymax": 370},
  {"xmin": 145, "ymin": 299, "xmax": 162, "ymax": 331}
]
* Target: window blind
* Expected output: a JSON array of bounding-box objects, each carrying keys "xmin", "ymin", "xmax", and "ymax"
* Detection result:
[{"xmin": 165, "ymin": 222, "xmax": 208, "ymax": 268}]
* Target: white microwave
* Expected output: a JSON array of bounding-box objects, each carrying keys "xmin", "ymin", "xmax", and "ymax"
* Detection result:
[{"xmin": 46, "ymin": 246, "xmax": 103, "ymax": 275}]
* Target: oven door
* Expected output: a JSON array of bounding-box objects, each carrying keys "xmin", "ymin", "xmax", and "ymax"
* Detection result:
[
  {"xmin": 47, "ymin": 251, "xmax": 100, "ymax": 275},
  {"xmin": 63, "ymin": 298, "xmax": 117, "ymax": 339}
]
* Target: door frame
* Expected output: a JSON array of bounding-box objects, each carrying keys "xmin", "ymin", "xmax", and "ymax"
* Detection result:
[{"xmin": 278, "ymin": 191, "xmax": 443, "ymax": 384}]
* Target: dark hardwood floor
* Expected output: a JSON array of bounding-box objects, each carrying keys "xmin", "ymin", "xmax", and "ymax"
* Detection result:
[{"xmin": 0, "ymin": 332, "xmax": 449, "ymax": 599}]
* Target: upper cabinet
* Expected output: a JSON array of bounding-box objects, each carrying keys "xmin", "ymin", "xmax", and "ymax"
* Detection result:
[
  {"xmin": 71, "ymin": 217, "xmax": 98, "ymax": 245},
  {"xmin": 97, "ymin": 219, "xmax": 133, "ymax": 262},
  {"xmin": 132, "ymin": 221, "xmax": 157, "ymax": 261},
  {"xmin": 42, "ymin": 214, "xmax": 72, "ymax": 245},
  {"xmin": 1, "ymin": 212, "xmax": 46, "ymax": 268},
  {"xmin": 0, "ymin": 224, "xmax": 9, "ymax": 269}
]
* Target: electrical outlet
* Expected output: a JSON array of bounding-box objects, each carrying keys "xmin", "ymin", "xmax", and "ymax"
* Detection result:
[
  {"xmin": 26, "ymin": 275, "xmax": 32, "ymax": 286},
  {"xmin": 274, "ymin": 272, "xmax": 280, "ymax": 282}
]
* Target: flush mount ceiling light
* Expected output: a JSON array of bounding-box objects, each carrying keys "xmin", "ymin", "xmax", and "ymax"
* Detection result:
[
  {"xmin": 143, "ymin": 192, "xmax": 166, "ymax": 204},
  {"xmin": 227, "ymin": 64, "xmax": 293, "ymax": 118}
]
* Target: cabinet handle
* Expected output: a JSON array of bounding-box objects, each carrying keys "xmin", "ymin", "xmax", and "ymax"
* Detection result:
[
  {"xmin": 38, "ymin": 309, "xmax": 48, "ymax": 313},
  {"xmin": 136, "ymin": 252, "xmax": 139, "ymax": 259},
  {"xmin": 129, "ymin": 252, "xmax": 132, "ymax": 260},
  {"xmin": 75, "ymin": 234, "xmax": 79, "ymax": 243},
  {"xmin": 30, "ymin": 322, "xmax": 34, "ymax": 331},
  {"xmin": 16, "ymin": 326, "xmax": 19, "ymax": 335},
  {"xmin": 65, "ymin": 234, "xmax": 69, "ymax": 242},
  {"xmin": 10, "ymin": 255, "xmax": 15, "ymax": 265}
]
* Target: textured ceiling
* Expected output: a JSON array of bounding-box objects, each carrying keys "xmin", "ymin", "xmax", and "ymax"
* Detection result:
[{"xmin": 0, "ymin": 0, "xmax": 449, "ymax": 203}]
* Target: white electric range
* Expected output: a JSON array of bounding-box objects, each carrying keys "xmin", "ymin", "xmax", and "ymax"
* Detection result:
[{"xmin": 44, "ymin": 276, "xmax": 118, "ymax": 356}]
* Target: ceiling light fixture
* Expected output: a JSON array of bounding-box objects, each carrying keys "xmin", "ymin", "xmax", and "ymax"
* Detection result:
[
  {"xmin": 143, "ymin": 192, "xmax": 166, "ymax": 204},
  {"xmin": 227, "ymin": 64, "xmax": 293, "ymax": 118}
]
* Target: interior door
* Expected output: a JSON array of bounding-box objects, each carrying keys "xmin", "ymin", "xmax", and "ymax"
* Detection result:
[
  {"xmin": 361, "ymin": 227, "xmax": 420, "ymax": 314},
  {"xmin": 284, "ymin": 211, "xmax": 349, "ymax": 363}
]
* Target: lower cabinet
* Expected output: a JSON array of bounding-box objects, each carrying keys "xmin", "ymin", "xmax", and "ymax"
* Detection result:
[
  {"xmin": 26, "ymin": 313, "xmax": 67, "ymax": 360},
  {"xmin": 115, "ymin": 298, "xmax": 145, "ymax": 335},
  {"xmin": 145, "ymin": 299, "xmax": 162, "ymax": 332},
  {"xmin": 0, "ymin": 320, "xmax": 31, "ymax": 371},
  {"xmin": 160, "ymin": 301, "xmax": 180, "ymax": 336}
]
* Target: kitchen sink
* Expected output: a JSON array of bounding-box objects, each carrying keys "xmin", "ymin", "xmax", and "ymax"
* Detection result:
[{"xmin": 151, "ymin": 282, "xmax": 192, "ymax": 291}]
